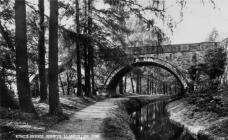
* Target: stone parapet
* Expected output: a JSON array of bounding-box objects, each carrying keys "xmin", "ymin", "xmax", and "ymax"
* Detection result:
[{"xmin": 124, "ymin": 42, "xmax": 218, "ymax": 55}]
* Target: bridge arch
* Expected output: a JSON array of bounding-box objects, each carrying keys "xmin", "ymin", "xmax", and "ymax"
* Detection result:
[{"xmin": 105, "ymin": 57, "xmax": 189, "ymax": 96}]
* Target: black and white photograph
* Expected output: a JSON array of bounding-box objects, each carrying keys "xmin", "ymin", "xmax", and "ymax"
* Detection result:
[{"xmin": 0, "ymin": 0, "xmax": 228, "ymax": 139}]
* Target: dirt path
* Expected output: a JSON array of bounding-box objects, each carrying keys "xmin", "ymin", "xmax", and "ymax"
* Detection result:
[
  {"xmin": 45, "ymin": 95, "xmax": 167, "ymax": 140},
  {"xmin": 46, "ymin": 98, "xmax": 121, "ymax": 140}
]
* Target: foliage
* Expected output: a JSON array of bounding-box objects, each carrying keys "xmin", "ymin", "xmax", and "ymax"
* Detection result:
[
  {"xmin": 205, "ymin": 28, "xmax": 219, "ymax": 42},
  {"xmin": 187, "ymin": 47, "xmax": 227, "ymax": 116},
  {"xmin": 188, "ymin": 65, "xmax": 197, "ymax": 82},
  {"xmin": 187, "ymin": 88, "xmax": 227, "ymax": 116},
  {"xmin": 0, "ymin": 0, "xmax": 15, "ymax": 74},
  {"xmin": 204, "ymin": 47, "xmax": 227, "ymax": 80},
  {"xmin": 0, "ymin": 0, "xmax": 220, "ymax": 110},
  {"xmin": 0, "ymin": 0, "xmax": 41, "ymax": 89},
  {"xmin": 0, "ymin": 76, "xmax": 19, "ymax": 109},
  {"xmin": 188, "ymin": 47, "xmax": 227, "ymax": 89}
]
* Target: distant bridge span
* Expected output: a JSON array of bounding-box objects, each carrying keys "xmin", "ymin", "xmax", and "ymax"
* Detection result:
[
  {"xmin": 124, "ymin": 42, "xmax": 218, "ymax": 55},
  {"xmin": 104, "ymin": 42, "xmax": 220, "ymax": 95}
]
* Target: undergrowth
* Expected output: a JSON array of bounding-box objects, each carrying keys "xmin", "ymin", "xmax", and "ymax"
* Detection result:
[{"xmin": 186, "ymin": 88, "xmax": 227, "ymax": 116}]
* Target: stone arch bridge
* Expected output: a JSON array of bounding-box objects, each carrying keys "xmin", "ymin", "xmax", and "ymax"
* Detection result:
[{"xmin": 105, "ymin": 42, "xmax": 221, "ymax": 95}]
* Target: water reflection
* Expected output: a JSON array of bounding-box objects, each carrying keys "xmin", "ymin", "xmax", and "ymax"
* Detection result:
[{"xmin": 130, "ymin": 100, "xmax": 195, "ymax": 140}]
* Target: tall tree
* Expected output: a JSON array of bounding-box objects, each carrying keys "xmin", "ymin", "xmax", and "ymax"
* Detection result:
[
  {"xmin": 15, "ymin": 0, "xmax": 35, "ymax": 113},
  {"xmin": 38, "ymin": 0, "xmax": 47, "ymax": 102},
  {"xmin": 49, "ymin": 0, "xmax": 62, "ymax": 115},
  {"xmin": 83, "ymin": 40, "xmax": 90, "ymax": 96},
  {"xmin": 88, "ymin": 0, "xmax": 95, "ymax": 96},
  {"xmin": 83, "ymin": 0, "xmax": 91, "ymax": 97},
  {"xmin": 75, "ymin": 0, "xmax": 83, "ymax": 97}
]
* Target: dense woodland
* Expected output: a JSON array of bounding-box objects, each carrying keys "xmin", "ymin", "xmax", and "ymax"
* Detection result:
[
  {"xmin": 0, "ymin": 0, "xmax": 227, "ymax": 132},
  {"xmin": 0, "ymin": 0, "xmax": 183, "ymax": 114}
]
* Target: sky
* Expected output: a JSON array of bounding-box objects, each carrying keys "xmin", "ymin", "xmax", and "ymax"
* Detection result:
[
  {"xmin": 167, "ymin": 0, "xmax": 228, "ymax": 44},
  {"xmin": 28, "ymin": 0, "xmax": 228, "ymax": 44},
  {"xmin": 95, "ymin": 0, "xmax": 228, "ymax": 44}
]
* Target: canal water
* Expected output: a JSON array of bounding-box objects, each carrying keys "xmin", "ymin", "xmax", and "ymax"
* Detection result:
[{"xmin": 130, "ymin": 100, "xmax": 196, "ymax": 140}]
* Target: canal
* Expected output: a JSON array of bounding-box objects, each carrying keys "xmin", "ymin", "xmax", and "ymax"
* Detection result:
[{"xmin": 130, "ymin": 99, "xmax": 195, "ymax": 140}]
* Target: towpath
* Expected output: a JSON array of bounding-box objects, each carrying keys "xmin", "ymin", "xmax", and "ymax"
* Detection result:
[{"xmin": 46, "ymin": 95, "xmax": 168, "ymax": 140}]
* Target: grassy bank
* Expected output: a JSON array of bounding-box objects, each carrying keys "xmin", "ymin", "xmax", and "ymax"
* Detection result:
[
  {"xmin": 166, "ymin": 98, "xmax": 228, "ymax": 140},
  {"xmin": 0, "ymin": 96, "xmax": 102, "ymax": 139}
]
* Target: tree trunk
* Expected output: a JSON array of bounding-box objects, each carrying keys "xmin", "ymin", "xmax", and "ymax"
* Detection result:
[
  {"xmin": 0, "ymin": 77, "xmax": 19, "ymax": 109},
  {"xmin": 130, "ymin": 74, "xmax": 134, "ymax": 93},
  {"xmin": 118, "ymin": 78, "xmax": 124, "ymax": 94},
  {"xmin": 75, "ymin": 0, "xmax": 83, "ymax": 97},
  {"xmin": 155, "ymin": 81, "xmax": 157, "ymax": 95},
  {"xmin": 149, "ymin": 81, "xmax": 151, "ymax": 95},
  {"xmin": 136, "ymin": 72, "xmax": 139, "ymax": 94},
  {"xmin": 48, "ymin": 0, "xmax": 62, "ymax": 115},
  {"xmin": 38, "ymin": 0, "xmax": 47, "ymax": 102},
  {"xmin": 87, "ymin": 0, "xmax": 94, "ymax": 96},
  {"xmin": 91, "ymin": 68, "xmax": 95, "ymax": 95},
  {"xmin": 66, "ymin": 71, "xmax": 70, "ymax": 95},
  {"xmin": 174, "ymin": 82, "xmax": 177, "ymax": 95},
  {"xmin": 83, "ymin": 0, "xmax": 91, "ymax": 97},
  {"xmin": 0, "ymin": 66, "xmax": 19, "ymax": 109},
  {"xmin": 169, "ymin": 83, "xmax": 171, "ymax": 95},
  {"xmin": 15, "ymin": 0, "xmax": 36, "ymax": 113},
  {"xmin": 151, "ymin": 80, "xmax": 153, "ymax": 95},
  {"xmin": 147, "ymin": 77, "xmax": 149, "ymax": 95},
  {"xmin": 163, "ymin": 82, "xmax": 165, "ymax": 95},
  {"xmin": 124, "ymin": 76, "xmax": 127, "ymax": 93},
  {"xmin": 139, "ymin": 75, "xmax": 142, "ymax": 94},
  {"xmin": 58, "ymin": 74, "xmax": 65, "ymax": 95},
  {"xmin": 83, "ymin": 41, "xmax": 90, "ymax": 96}
]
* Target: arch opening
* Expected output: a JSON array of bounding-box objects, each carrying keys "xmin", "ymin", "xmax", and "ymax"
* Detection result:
[{"xmin": 106, "ymin": 61, "xmax": 189, "ymax": 96}]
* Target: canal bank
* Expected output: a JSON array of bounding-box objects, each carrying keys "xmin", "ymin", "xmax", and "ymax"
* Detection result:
[
  {"xmin": 166, "ymin": 98, "xmax": 228, "ymax": 140},
  {"xmin": 102, "ymin": 95, "xmax": 170, "ymax": 140},
  {"xmin": 40, "ymin": 95, "xmax": 228, "ymax": 140}
]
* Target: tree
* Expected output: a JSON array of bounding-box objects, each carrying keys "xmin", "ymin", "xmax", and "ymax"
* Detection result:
[
  {"xmin": 205, "ymin": 28, "xmax": 219, "ymax": 42},
  {"xmin": 88, "ymin": 0, "xmax": 96, "ymax": 96},
  {"xmin": 118, "ymin": 78, "xmax": 124, "ymax": 94},
  {"xmin": 0, "ymin": 70, "xmax": 19, "ymax": 109},
  {"xmin": 188, "ymin": 47, "xmax": 227, "ymax": 91},
  {"xmin": 83, "ymin": 0, "xmax": 92, "ymax": 97},
  {"xmin": 48, "ymin": 0, "xmax": 62, "ymax": 115},
  {"xmin": 75, "ymin": 0, "xmax": 83, "ymax": 97},
  {"xmin": 54, "ymin": 0, "xmax": 217, "ymax": 98},
  {"xmin": 204, "ymin": 48, "xmax": 227, "ymax": 80},
  {"xmin": 38, "ymin": 0, "xmax": 47, "ymax": 102},
  {"xmin": 15, "ymin": 0, "xmax": 36, "ymax": 113}
]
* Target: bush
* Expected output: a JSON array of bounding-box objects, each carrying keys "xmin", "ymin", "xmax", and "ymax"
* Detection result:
[
  {"xmin": 204, "ymin": 47, "xmax": 227, "ymax": 80},
  {"xmin": 188, "ymin": 47, "xmax": 227, "ymax": 91}
]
